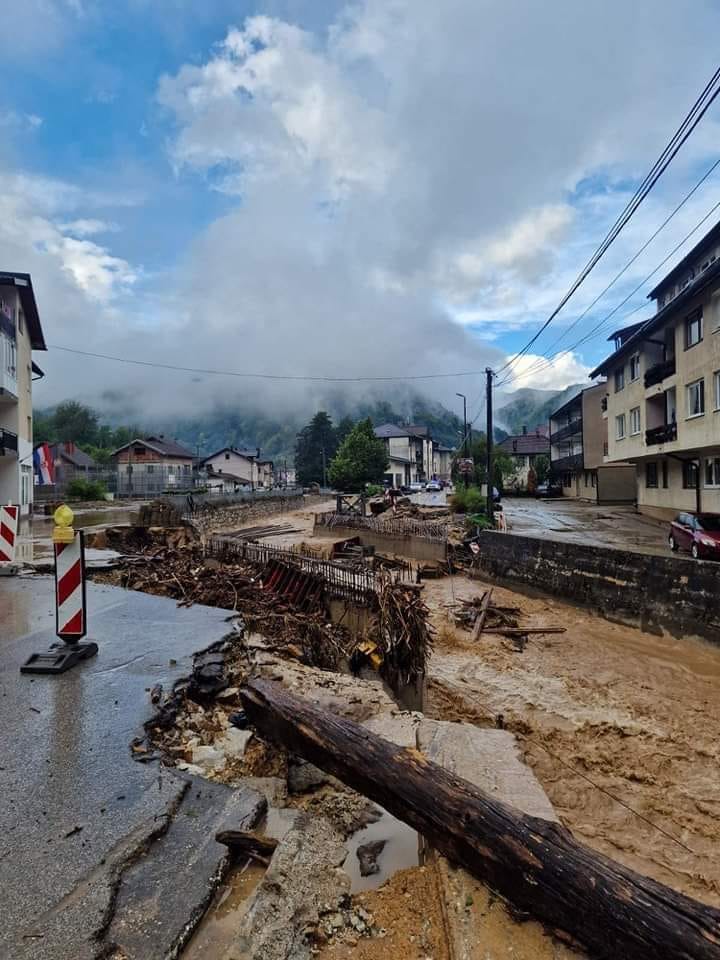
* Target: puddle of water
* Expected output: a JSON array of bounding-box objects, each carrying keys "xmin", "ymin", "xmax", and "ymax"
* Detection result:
[
  {"xmin": 180, "ymin": 806, "xmax": 296, "ymax": 959},
  {"xmin": 181, "ymin": 860, "xmax": 266, "ymax": 959},
  {"xmin": 343, "ymin": 808, "xmax": 420, "ymax": 893}
]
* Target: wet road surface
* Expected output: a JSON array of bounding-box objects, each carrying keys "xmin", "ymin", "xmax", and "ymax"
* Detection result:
[
  {"xmin": 502, "ymin": 498, "xmax": 669, "ymax": 556},
  {"xmin": 0, "ymin": 575, "xmax": 233, "ymax": 960}
]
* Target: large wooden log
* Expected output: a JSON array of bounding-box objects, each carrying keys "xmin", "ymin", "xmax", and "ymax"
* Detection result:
[{"xmin": 240, "ymin": 679, "xmax": 720, "ymax": 960}]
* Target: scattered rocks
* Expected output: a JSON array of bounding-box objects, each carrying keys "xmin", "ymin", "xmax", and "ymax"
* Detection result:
[{"xmin": 357, "ymin": 839, "xmax": 387, "ymax": 877}]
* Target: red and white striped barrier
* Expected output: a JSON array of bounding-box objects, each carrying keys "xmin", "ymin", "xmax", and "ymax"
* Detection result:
[
  {"xmin": 55, "ymin": 532, "xmax": 87, "ymax": 641},
  {"xmin": 0, "ymin": 504, "xmax": 19, "ymax": 563}
]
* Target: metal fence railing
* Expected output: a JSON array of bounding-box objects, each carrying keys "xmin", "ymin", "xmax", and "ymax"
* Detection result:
[{"xmin": 206, "ymin": 535, "xmax": 379, "ymax": 604}]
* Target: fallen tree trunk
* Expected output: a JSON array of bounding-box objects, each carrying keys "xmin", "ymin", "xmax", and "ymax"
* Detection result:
[{"xmin": 240, "ymin": 679, "xmax": 720, "ymax": 960}]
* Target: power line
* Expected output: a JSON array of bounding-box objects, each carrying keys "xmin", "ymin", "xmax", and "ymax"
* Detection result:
[
  {"xmin": 496, "ymin": 195, "xmax": 720, "ymax": 388},
  {"xmin": 495, "ymin": 63, "xmax": 720, "ymax": 377},
  {"xmin": 47, "ymin": 345, "xmax": 492, "ymax": 384},
  {"xmin": 510, "ymin": 154, "xmax": 720, "ymax": 383}
]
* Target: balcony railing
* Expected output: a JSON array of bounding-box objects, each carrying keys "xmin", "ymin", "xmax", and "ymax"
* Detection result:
[
  {"xmin": 644, "ymin": 358, "xmax": 676, "ymax": 388},
  {"xmin": 646, "ymin": 423, "xmax": 677, "ymax": 446},
  {"xmin": 0, "ymin": 427, "xmax": 18, "ymax": 455},
  {"xmin": 549, "ymin": 418, "xmax": 583, "ymax": 444},
  {"xmin": 551, "ymin": 452, "xmax": 583, "ymax": 473}
]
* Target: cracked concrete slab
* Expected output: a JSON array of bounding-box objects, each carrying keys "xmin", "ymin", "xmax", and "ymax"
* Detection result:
[
  {"xmin": 105, "ymin": 780, "xmax": 266, "ymax": 960},
  {"xmin": 0, "ymin": 576, "xmax": 235, "ymax": 960}
]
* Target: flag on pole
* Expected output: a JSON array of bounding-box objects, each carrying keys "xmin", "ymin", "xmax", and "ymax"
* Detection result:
[{"xmin": 34, "ymin": 443, "xmax": 55, "ymax": 485}]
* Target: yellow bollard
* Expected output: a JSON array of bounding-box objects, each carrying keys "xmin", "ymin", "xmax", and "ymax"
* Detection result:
[{"xmin": 53, "ymin": 504, "xmax": 75, "ymax": 544}]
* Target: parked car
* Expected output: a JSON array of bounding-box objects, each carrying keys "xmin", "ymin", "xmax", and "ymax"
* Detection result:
[
  {"xmin": 535, "ymin": 481, "xmax": 562, "ymax": 498},
  {"xmin": 668, "ymin": 512, "xmax": 720, "ymax": 559},
  {"xmin": 408, "ymin": 481, "xmax": 424, "ymax": 492},
  {"xmin": 425, "ymin": 480, "xmax": 442, "ymax": 492}
]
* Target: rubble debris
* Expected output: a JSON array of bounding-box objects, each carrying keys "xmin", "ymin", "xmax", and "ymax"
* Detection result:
[
  {"xmin": 356, "ymin": 839, "xmax": 386, "ymax": 877},
  {"xmin": 241, "ymin": 678, "xmax": 720, "ymax": 960},
  {"xmin": 228, "ymin": 812, "xmax": 351, "ymax": 960}
]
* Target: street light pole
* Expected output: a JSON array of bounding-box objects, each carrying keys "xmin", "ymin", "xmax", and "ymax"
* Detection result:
[{"xmin": 456, "ymin": 392, "xmax": 468, "ymax": 490}]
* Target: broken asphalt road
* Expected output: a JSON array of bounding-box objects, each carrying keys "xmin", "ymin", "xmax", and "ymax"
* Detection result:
[{"xmin": 0, "ymin": 576, "xmax": 263, "ymax": 960}]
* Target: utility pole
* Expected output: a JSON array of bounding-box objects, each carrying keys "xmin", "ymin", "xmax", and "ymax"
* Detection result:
[
  {"xmin": 486, "ymin": 368, "xmax": 494, "ymax": 522},
  {"xmin": 456, "ymin": 392, "xmax": 468, "ymax": 489}
]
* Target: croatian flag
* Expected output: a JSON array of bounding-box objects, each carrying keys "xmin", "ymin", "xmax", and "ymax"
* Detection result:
[{"xmin": 34, "ymin": 443, "xmax": 54, "ymax": 485}]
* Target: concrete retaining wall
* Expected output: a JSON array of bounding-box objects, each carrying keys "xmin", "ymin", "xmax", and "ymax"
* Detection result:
[
  {"xmin": 325, "ymin": 523, "xmax": 448, "ymax": 563},
  {"xmin": 475, "ymin": 531, "xmax": 720, "ymax": 643}
]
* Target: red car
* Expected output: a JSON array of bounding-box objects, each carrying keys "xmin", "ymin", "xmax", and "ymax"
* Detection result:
[{"xmin": 668, "ymin": 512, "xmax": 720, "ymax": 559}]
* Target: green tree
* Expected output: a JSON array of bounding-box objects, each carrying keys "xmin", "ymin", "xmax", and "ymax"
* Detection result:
[
  {"xmin": 335, "ymin": 415, "xmax": 355, "ymax": 446},
  {"xmin": 328, "ymin": 418, "xmax": 388, "ymax": 492},
  {"xmin": 52, "ymin": 401, "xmax": 99, "ymax": 445},
  {"xmin": 295, "ymin": 411, "xmax": 338, "ymax": 486}
]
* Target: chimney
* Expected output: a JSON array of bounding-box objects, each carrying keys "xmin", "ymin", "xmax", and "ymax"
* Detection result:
[{"xmin": 522, "ymin": 425, "xmax": 527, "ymax": 435}]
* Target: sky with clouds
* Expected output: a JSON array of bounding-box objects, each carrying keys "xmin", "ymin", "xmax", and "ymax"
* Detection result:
[{"xmin": 3, "ymin": 0, "xmax": 720, "ymax": 423}]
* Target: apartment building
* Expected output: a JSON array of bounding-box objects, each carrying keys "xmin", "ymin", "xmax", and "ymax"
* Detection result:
[
  {"xmin": 497, "ymin": 426, "xmax": 549, "ymax": 491},
  {"xmin": 373, "ymin": 423, "xmax": 443, "ymax": 486},
  {"xmin": 549, "ymin": 385, "xmax": 635, "ymax": 502},
  {"xmin": 591, "ymin": 218, "xmax": 720, "ymax": 520},
  {"xmin": 0, "ymin": 272, "xmax": 46, "ymax": 515},
  {"xmin": 113, "ymin": 436, "xmax": 195, "ymax": 495}
]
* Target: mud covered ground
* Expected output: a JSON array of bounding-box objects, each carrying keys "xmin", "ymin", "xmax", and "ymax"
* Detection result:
[{"xmin": 423, "ymin": 575, "xmax": 720, "ymax": 907}]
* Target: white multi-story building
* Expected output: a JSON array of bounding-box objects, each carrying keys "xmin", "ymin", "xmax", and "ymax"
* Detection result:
[
  {"xmin": 591, "ymin": 218, "xmax": 720, "ymax": 520},
  {"xmin": 0, "ymin": 272, "xmax": 46, "ymax": 515}
]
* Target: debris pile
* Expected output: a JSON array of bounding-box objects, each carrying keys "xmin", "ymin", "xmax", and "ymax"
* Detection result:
[
  {"xmin": 373, "ymin": 579, "xmax": 434, "ymax": 690},
  {"xmin": 450, "ymin": 589, "xmax": 566, "ymax": 650},
  {"xmin": 93, "ymin": 543, "xmax": 354, "ymax": 671}
]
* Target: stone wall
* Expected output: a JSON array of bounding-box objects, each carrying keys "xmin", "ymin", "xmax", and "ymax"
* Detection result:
[
  {"xmin": 190, "ymin": 494, "xmax": 308, "ymax": 536},
  {"xmin": 475, "ymin": 530, "xmax": 720, "ymax": 644}
]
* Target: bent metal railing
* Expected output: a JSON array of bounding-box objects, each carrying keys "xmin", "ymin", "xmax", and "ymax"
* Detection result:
[{"xmin": 205, "ymin": 535, "xmax": 379, "ymax": 604}]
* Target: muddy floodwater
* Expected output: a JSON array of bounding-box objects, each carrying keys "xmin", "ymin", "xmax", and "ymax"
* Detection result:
[{"xmin": 424, "ymin": 574, "xmax": 720, "ymax": 907}]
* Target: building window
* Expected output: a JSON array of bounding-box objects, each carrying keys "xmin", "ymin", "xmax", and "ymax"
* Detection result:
[
  {"xmin": 686, "ymin": 378, "xmax": 705, "ymax": 418},
  {"xmin": 563, "ymin": 472, "xmax": 572, "ymax": 488},
  {"xmin": 714, "ymin": 370, "xmax": 720, "ymax": 410},
  {"xmin": 684, "ymin": 308, "xmax": 703, "ymax": 349},
  {"xmin": 629, "ymin": 406, "xmax": 641, "ymax": 435},
  {"xmin": 147, "ymin": 464, "xmax": 155, "ymax": 473},
  {"xmin": 629, "ymin": 354, "xmax": 640, "ymax": 381},
  {"xmin": 705, "ymin": 457, "xmax": 720, "ymax": 488},
  {"xmin": 614, "ymin": 367, "xmax": 625, "ymax": 392},
  {"xmin": 662, "ymin": 460, "xmax": 668, "ymax": 489},
  {"xmin": 225, "ymin": 452, "xmax": 230, "ymax": 460},
  {"xmin": 615, "ymin": 413, "xmax": 626, "ymax": 440},
  {"xmin": 646, "ymin": 462, "xmax": 658, "ymax": 488},
  {"xmin": 21, "ymin": 465, "xmax": 31, "ymax": 504},
  {"xmin": 683, "ymin": 460, "xmax": 699, "ymax": 489}
]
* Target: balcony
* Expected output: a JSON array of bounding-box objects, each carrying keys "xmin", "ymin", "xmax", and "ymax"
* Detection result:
[
  {"xmin": 550, "ymin": 418, "xmax": 583, "ymax": 444},
  {"xmin": 644, "ymin": 358, "xmax": 676, "ymax": 388},
  {"xmin": 551, "ymin": 452, "xmax": 583, "ymax": 473},
  {"xmin": 646, "ymin": 423, "xmax": 677, "ymax": 446},
  {"xmin": 0, "ymin": 427, "xmax": 18, "ymax": 456}
]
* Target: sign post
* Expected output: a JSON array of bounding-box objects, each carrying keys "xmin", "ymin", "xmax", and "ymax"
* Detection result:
[
  {"xmin": 0, "ymin": 504, "xmax": 20, "ymax": 575},
  {"xmin": 21, "ymin": 505, "xmax": 98, "ymax": 675}
]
